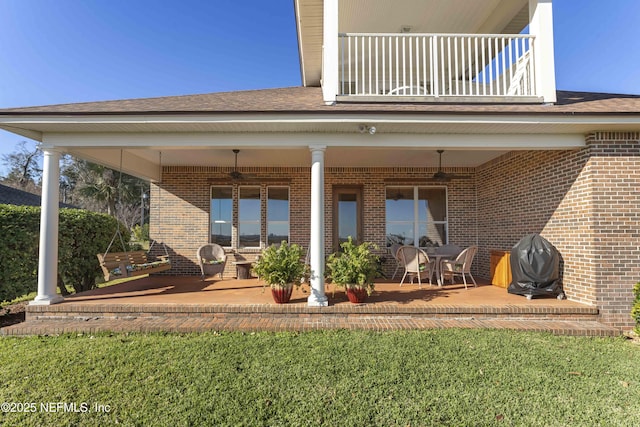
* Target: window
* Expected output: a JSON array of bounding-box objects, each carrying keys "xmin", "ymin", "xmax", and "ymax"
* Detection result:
[
  {"xmin": 210, "ymin": 186, "xmax": 232, "ymax": 246},
  {"xmin": 239, "ymin": 186, "xmax": 261, "ymax": 248},
  {"xmin": 267, "ymin": 187, "xmax": 289, "ymax": 245},
  {"xmin": 210, "ymin": 185, "xmax": 290, "ymax": 249},
  {"xmin": 385, "ymin": 186, "xmax": 447, "ymax": 248}
]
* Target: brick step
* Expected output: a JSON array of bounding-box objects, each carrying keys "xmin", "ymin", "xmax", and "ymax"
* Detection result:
[
  {"xmin": 2, "ymin": 316, "xmax": 619, "ymax": 337},
  {"xmin": 25, "ymin": 302, "xmax": 601, "ymax": 322},
  {"xmin": 6, "ymin": 302, "xmax": 618, "ymax": 337}
]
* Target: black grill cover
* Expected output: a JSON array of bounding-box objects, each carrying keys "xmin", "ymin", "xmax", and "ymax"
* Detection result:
[{"xmin": 507, "ymin": 234, "xmax": 562, "ymax": 297}]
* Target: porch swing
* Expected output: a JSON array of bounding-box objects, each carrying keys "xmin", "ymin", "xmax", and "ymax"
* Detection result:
[{"xmin": 97, "ymin": 151, "xmax": 171, "ymax": 282}]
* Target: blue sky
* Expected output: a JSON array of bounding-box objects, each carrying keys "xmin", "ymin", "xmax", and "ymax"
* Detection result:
[{"xmin": 1, "ymin": 0, "xmax": 639, "ymax": 174}]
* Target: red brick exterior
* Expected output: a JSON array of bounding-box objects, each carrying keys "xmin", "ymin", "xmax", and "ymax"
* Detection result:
[
  {"xmin": 150, "ymin": 132, "xmax": 639, "ymax": 328},
  {"xmin": 477, "ymin": 132, "xmax": 640, "ymax": 328}
]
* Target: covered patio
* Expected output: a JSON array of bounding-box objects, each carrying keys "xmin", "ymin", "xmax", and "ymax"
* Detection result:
[{"xmin": 2, "ymin": 274, "xmax": 620, "ymax": 337}]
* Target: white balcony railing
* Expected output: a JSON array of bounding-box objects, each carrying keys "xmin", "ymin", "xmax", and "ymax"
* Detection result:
[{"xmin": 338, "ymin": 33, "xmax": 537, "ymax": 100}]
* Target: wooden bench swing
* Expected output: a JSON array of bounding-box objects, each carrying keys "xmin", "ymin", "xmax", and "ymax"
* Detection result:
[
  {"xmin": 97, "ymin": 242, "xmax": 171, "ymax": 282},
  {"xmin": 96, "ymin": 150, "xmax": 172, "ymax": 282}
]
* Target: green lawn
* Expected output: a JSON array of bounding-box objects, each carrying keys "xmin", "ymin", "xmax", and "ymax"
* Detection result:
[{"xmin": 0, "ymin": 330, "xmax": 638, "ymax": 426}]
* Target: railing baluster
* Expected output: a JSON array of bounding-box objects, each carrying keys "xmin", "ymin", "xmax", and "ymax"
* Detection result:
[
  {"xmin": 368, "ymin": 36, "xmax": 372, "ymax": 95},
  {"xmin": 460, "ymin": 37, "xmax": 467, "ymax": 95},
  {"xmin": 395, "ymin": 36, "xmax": 399, "ymax": 93},
  {"xmin": 401, "ymin": 36, "xmax": 406, "ymax": 91},
  {"xmin": 501, "ymin": 37, "xmax": 506, "ymax": 95},
  {"xmin": 524, "ymin": 37, "xmax": 537, "ymax": 95},
  {"xmin": 423, "ymin": 36, "xmax": 427, "ymax": 95},
  {"xmin": 360, "ymin": 35, "xmax": 364, "ymax": 94},
  {"xmin": 474, "ymin": 37, "xmax": 479, "ymax": 95},
  {"xmin": 409, "ymin": 36, "xmax": 414, "ymax": 95},
  {"xmin": 432, "ymin": 35, "xmax": 438, "ymax": 97},
  {"xmin": 454, "ymin": 36, "xmax": 459, "ymax": 95},
  {"xmin": 382, "ymin": 36, "xmax": 386, "ymax": 94},
  {"xmin": 375, "ymin": 37, "xmax": 379, "ymax": 95}
]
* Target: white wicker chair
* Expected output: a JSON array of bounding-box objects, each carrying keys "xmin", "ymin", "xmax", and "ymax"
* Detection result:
[
  {"xmin": 196, "ymin": 243, "xmax": 227, "ymax": 280},
  {"xmin": 397, "ymin": 245, "xmax": 435, "ymax": 288},
  {"xmin": 440, "ymin": 245, "xmax": 478, "ymax": 289},
  {"xmin": 389, "ymin": 243, "xmax": 403, "ymax": 280}
]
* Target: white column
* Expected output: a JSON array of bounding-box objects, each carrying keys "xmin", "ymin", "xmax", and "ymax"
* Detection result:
[
  {"xmin": 322, "ymin": 0, "xmax": 339, "ymax": 105},
  {"xmin": 31, "ymin": 148, "xmax": 63, "ymax": 305},
  {"xmin": 307, "ymin": 145, "xmax": 328, "ymax": 306},
  {"xmin": 529, "ymin": 0, "xmax": 557, "ymax": 103}
]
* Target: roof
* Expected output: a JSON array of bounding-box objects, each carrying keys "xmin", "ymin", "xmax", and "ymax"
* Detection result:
[
  {"xmin": 1, "ymin": 87, "xmax": 640, "ymax": 116},
  {"xmin": 0, "ymin": 183, "xmax": 76, "ymax": 208}
]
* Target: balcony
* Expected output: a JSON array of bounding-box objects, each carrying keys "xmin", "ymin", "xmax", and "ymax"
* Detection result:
[{"xmin": 337, "ymin": 33, "xmax": 540, "ymax": 103}]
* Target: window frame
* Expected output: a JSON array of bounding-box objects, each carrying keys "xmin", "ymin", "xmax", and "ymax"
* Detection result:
[
  {"xmin": 210, "ymin": 185, "xmax": 233, "ymax": 248},
  {"xmin": 266, "ymin": 186, "xmax": 290, "ymax": 246},
  {"xmin": 385, "ymin": 185, "xmax": 449, "ymax": 248},
  {"xmin": 238, "ymin": 186, "xmax": 262, "ymax": 249}
]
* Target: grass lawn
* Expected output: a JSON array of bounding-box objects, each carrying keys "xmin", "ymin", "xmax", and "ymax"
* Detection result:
[{"xmin": 0, "ymin": 329, "xmax": 638, "ymax": 426}]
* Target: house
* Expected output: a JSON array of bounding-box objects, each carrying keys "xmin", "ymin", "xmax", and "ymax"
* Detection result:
[
  {"xmin": 0, "ymin": 0, "xmax": 638, "ymax": 328},
  {"xmin": 0, "ymin": 182, "xmax": 75, "ymax": 208}
]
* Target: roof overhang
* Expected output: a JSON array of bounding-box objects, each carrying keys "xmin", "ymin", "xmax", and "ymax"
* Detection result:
[{"xmin": 2, "ymin": 110, "xmax": 639, "ymax": 181}]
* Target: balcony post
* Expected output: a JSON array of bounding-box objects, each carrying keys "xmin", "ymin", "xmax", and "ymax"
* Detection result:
[
  {"xmin": 322, "ymin": 0, "xmax": 339, "ymax": 105},
  {"xmin": 529, "ymin": 0, "xmax": 557, "ymax": 103}
]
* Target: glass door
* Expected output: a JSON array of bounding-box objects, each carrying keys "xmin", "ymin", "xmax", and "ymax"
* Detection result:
[{"xmin": 332, "ymin": 186, "xmax": 363, "ymax": 251}]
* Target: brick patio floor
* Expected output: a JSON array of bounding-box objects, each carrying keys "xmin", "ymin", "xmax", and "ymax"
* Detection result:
[{"xmin": 1, "ymin": 276, "xmax": 622, "ymax": 336}]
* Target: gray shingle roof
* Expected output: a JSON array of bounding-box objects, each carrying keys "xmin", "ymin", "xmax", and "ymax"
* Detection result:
[
  {"xmin": 1, "ymin": 87, "xmax": 639, "ymax": 115},
  {"xmin": 0, "ymin": 183, "xmax": 75, "ymax": 208}
]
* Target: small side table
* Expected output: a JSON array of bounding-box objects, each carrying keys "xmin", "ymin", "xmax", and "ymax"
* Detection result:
[{"xmin": 233, "ymin": 261, "xmax": 254, "ymax": 279}]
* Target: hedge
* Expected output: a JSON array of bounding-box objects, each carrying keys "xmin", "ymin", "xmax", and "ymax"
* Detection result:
[{"xmin": 0, "ymin": 205, "xmax": 129, "ymax": 302}]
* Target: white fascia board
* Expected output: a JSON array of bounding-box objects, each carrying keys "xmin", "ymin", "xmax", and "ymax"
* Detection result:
[{"xmin": 46, "ymin": 132, "xmax": 585, "ymax": 150}]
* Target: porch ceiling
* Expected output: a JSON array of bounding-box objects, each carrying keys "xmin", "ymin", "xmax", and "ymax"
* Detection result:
[{"xmin": 68, "ymin": 147, "xmax": 508, "ymax": 170}]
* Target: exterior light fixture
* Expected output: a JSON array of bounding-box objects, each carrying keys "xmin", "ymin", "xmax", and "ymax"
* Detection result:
[{"xmin": 358, "ymin": 124, "xmax": 376, "ymax": 134}]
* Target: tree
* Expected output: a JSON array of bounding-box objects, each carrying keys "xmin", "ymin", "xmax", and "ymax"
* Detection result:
[
  {"xmin": 1, "ymin": 140, "xmax": 42, "ymax": 191},
  {"xmin": 74, "ymin": 160, "xmax": 148, "ymax": 220},
  {"xmin": 1, "ymin": 141, "xmax": 149, "ymax": 225}
]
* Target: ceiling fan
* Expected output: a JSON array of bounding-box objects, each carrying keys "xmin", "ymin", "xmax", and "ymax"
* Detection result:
[
  {"xmin": 228, "ymin": 149, "xmax": 256, "ymax": 180},
  {"xmin": 427, "ymin": 150, "xmax": 471, "ymax": 182}
]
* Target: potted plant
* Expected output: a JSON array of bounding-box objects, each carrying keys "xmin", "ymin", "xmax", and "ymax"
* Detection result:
[
  {"xmin": 326, "ymin": 237, "xmax": 381, "ymax": 303},
  {"xmin": 252, "ymin": 241, "xmax": 307, "ymax": 304}
]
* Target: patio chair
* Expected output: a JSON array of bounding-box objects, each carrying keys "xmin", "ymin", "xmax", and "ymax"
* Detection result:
[
  {"xmin": 440, "ymin": 245, "xmax": 478, "ymax": 289},
  {"xmin": 197, "ymin": 243, "xmax": 227, "ymax": 280},
  {"xmin": 397, "ymin": 245, "xmax": 435, "ymax": 288},
  {"xmin": 389, "ymin": 243, "xmax": 403, "ymax": 280}
]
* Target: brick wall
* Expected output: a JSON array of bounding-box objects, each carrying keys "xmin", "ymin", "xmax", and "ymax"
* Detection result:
[
  {"xmin": 150, "ymin": 165, "xmax": 476, "ymax": 279},
  {"xmin": 477, "ymin": 132, "xmax": 640, "ymax": 328}
]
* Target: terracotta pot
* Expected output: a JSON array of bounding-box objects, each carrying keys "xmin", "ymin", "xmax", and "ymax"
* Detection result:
[
  {"xmin": 271, "ymin": 285, "xmax": 294, "ymax": 304},
  {"xmin": 346, "ymin": 286, "xmax": 368, "ymax": 303}
]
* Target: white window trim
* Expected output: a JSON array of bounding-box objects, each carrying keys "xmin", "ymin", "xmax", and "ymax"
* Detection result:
[
  {"xmin": 267, "ymin": 186, "xmax": 290, "ymax": 246},
  {"xmin": 210, "ymin": 185, "xmax": 233, "ymax": 249},
  {"xmin": 385, "ymin": 185, "xmax": 449, "ymax": 248},
  {"xmin": 238, "ymin": 186, "xmax": 262, "ymax": 249}
]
